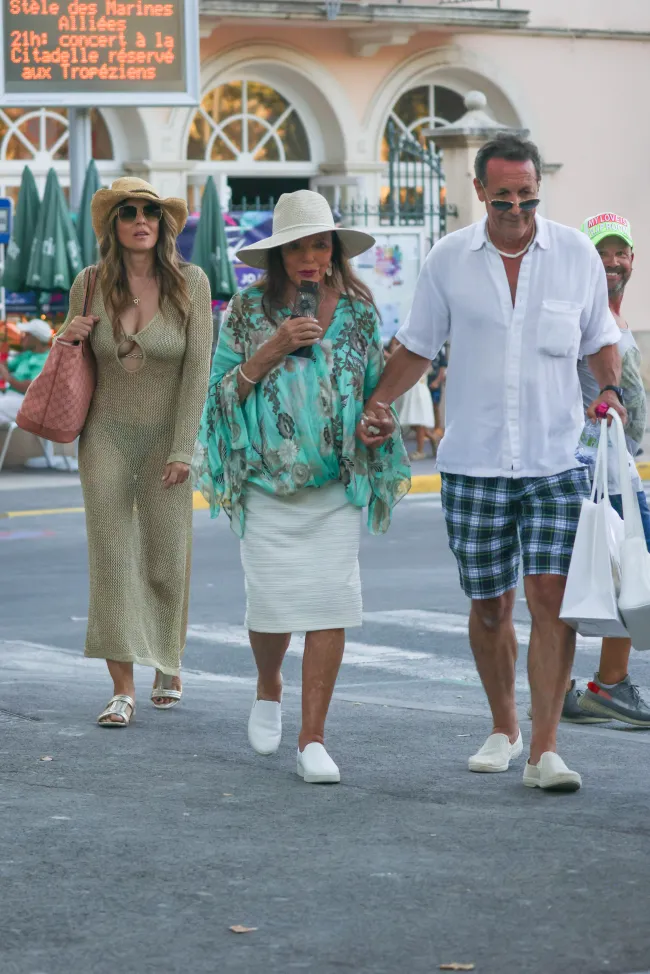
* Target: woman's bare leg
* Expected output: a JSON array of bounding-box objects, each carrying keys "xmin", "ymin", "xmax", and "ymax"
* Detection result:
[
  {"xmin": 105, "ymin": 660, "xmax": 135, "ymax": 722},
  {"xmin": 249, "ymin": 631, "xmax": 291, "ymax": 701},
  {"xmin": 299, "ymin": 628, "xmax": 345, "ymax": 751}
]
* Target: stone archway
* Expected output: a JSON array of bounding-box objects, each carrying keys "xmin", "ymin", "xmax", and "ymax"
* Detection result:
[
  {"xmin": 188, "ymin": 43, "xmax": 354, "ymax": 173},
  {"xmin": 366, "ymin": 45, "xmax": 527, "ymax": 166}
]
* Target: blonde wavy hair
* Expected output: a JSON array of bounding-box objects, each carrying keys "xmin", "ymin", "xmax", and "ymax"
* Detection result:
[{"xmin": 97, "ymin": 206, "xmax": 190, "ymax": 340}]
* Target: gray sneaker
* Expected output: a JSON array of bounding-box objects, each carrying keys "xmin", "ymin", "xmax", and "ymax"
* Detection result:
[
  {"xmin": 561, "ymin": 679, "xmax": 610, "ymax": 724},
  {"xmin": 579, "ymin": 674, "xmax": 650, "ymax": 727},
  {"xmin": 526, "ymin": 679, "xmax": 609, "ymax": 723}
]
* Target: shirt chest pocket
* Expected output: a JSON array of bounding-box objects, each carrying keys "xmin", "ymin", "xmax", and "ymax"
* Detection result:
[{"xmin": 537, "ymin": 300, "xmax": 582, "ymax": 357}]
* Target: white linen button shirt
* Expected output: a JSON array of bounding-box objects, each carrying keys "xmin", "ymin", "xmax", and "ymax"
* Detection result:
[{"xmin": 396, "ymin": 215, "xmax": 620, "ymax": 478}]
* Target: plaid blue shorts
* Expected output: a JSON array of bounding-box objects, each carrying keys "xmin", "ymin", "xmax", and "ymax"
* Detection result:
[{"xmin": 440, "ymin": 468, "xmax": 590, "ymax": 600}]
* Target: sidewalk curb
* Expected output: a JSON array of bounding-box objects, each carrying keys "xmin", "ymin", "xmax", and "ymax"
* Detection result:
[{"xmin": 410, "ymin": 474, "xmax": 441, "ymax": 494}]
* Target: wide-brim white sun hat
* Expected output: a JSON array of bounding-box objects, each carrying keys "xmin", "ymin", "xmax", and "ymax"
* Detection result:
[{"xmin": 235, "ymin": 190, "xmax": 375, "ymax": 269}]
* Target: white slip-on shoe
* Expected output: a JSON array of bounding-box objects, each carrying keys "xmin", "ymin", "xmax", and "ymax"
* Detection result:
[
  {"xmin": 247, "ymin": 698, "xmax": 282, "ymax": 755},
  {"xmin": 296, "ymin": 743, "xmax": 340, "ymax": 784},
  {"xmin": 468, "ymin": 730, "xmax": 523, "ymax": 773},
  {"xmin": 523, "ymin": 752, "xmax": 582, "ymax": 792}
]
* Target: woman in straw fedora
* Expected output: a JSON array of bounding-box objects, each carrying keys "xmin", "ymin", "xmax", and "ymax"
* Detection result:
[
  {"xmin": 58, "ymin": 177, "xmax": 212, "ymax": 726},
  {"xmin": 194, "ymin": 190, "xmax": 409, "ymax": 783}
]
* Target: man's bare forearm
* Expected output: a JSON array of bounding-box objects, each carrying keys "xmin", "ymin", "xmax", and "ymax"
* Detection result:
[
  {"xmin": 588, "ymin": 342, "xmax": 621, "ymax": 389},
  {"xmin": 366, "ymin": 346, "xmax": 431, "ymax": 407}
]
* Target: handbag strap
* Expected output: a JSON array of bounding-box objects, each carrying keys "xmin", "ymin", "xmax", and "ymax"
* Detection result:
[{"xmin": 82, "ymin": 265, "xmax": 98, "ymax": 316}]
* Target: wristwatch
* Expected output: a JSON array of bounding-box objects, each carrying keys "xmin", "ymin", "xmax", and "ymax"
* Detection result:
[{"xmin": 600, "ymin": 385, "xmax": 625, "ymax": 404}]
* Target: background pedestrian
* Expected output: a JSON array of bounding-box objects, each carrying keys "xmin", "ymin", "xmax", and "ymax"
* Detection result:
[
  {"xmin": 0, "ymin": 319, "xmax": 53, "ymax": 425},
  {"xmin": 567, "ymin": 213, "xmax": 650, "ymax": 727}
]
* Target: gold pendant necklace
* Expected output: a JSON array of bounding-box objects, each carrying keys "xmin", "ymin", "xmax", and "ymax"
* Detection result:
[{"xmin": 130, "ymin": 275, "xmax": 155, "ymax": 306}]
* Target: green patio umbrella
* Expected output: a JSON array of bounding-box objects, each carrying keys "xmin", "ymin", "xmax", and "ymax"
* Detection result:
[
  {"xmin": 26, "ymin": 168, "xmax": 83, "ymax": 293},
  {"xmin": 191, "ymin": 176, "xmax": 237, "ymax": 301},
  {"xmin": 77, "ymin": 159, "xmax": 101, "ymax": 266},
  {"xmin": 1, "ymin": 166, "xmax": 41, "ymax": 292}
]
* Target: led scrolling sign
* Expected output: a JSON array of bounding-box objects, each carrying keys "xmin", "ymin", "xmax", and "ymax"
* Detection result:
[{"xmin": 0, "ymin": 0, "xmax": 199, "ymax": 105}]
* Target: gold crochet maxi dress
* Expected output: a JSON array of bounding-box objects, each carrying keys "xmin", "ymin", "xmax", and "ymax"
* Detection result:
[{"xmin": 62, "ymin": 264, "xmax": 212, "ymax": 676}]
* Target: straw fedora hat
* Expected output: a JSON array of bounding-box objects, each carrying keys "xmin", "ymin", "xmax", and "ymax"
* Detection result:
[
  {"xmin": 91, "ymin": 177, "xmax": 188, "ymax": 239},
  {"xmin": 235, "ymin": 190, "xmax": 375, "ymax": 269}
]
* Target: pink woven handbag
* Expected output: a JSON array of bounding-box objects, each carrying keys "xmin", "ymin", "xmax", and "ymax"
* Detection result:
[{"xmin": 17, "ymin": 266, "xmax": 98, "ymax": 443}]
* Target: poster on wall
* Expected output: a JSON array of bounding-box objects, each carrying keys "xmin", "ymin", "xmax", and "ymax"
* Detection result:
[{"xmin": 351, "ymin": 230, "xmax": 424, "ymax": 342}]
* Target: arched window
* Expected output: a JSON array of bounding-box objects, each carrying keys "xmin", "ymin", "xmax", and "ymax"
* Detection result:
[
  {"xmin": 187, "ymin": 80, "xmax": 311, "ymax": 164},
  {"xmin": 382, "ymin": 84, "xmax": 465, "ymax": 160},
  {"xmin": 0, "ymin": 107, "xmax": 113, "ymax": 204}
]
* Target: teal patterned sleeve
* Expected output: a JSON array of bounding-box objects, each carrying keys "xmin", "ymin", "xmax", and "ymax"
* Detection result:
[
  {"xmin": 192, "ymin": 295, "xmax": 250, "ymax": 537},
  {"xmin": 621, "ymin": 344, "xmax": 647, "ymax": 454},
  {"xmin": 362, "ymin": 311, "xmax": 411, "ymax": 534}
]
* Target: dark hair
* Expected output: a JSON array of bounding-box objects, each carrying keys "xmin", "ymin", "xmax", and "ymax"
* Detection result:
[
  {"xmin": 260, "ymin": 233, "xmax": 377, "ymax": 321},
  {"xmin": 474, "ymin": 132, "xmax": 542, "ymax": 186}
]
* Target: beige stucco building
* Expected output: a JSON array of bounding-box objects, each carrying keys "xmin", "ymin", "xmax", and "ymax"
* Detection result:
[{"xmin": 2, "ymin": 0, "xmax": 649, "ymax": 351}]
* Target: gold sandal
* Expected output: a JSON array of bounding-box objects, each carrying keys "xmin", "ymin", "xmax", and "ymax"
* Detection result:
[
  {"xmin": 97, "ymin": 694, "xmax": 135, "ymax": 728},
  {"xmin": 151, "ymin": 671, "xmax": 182, "ymax": 710}
]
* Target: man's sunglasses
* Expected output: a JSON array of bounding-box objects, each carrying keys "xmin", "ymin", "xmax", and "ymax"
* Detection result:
[
  {"xmin": 479, "ymin": 181, "xmax": 540, "ymax": 212},
  {"xmin": 117, "ymin": 202, "xmax": 163, "ymax": 223}
]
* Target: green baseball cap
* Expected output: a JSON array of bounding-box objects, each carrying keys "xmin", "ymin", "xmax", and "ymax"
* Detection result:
[{"xmin": 581, "ymin": 212, "xmax": 633, "ymax": 249}]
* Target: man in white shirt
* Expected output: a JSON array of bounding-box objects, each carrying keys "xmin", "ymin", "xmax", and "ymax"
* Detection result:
[{"xmin": 358, "ymin": 133, "xmax": 624, "ymax": 793}]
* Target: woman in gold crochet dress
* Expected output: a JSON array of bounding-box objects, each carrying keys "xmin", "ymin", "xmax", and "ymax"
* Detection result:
[{"xmin": 58, "ymin": 178, "xmax": 212, "ymax": 726}]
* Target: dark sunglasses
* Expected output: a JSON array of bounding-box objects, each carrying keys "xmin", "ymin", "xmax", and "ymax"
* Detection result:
[
  {"xmin": 117, "ymin": 202, "xmax": 162, "ymax": 223},
  {"xmin": 479, "ymin": 181, "xmax": 540, "ymax": 212}
]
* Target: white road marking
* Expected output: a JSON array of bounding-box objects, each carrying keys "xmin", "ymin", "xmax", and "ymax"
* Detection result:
[
  {"xmin": 185, "ymin": 624, "xmax": 526, "ymax": 689},
  {"xmin": 401, "ymin": 495, "xmax": 441, "ymax": 508},
  {"xmin": 0, "ymin": 640, "xmax": 256, "ymax": 688},
  {"xmin": 362, "ymin": 608, "xmax": 607, "ymax": 655}
]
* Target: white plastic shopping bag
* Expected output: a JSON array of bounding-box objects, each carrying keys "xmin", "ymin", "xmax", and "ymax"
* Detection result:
[
  {"xmin": 560, "ymin": 418, "xmax": 627, "ymax": 637},
  {"xmin": 611, "ymin": 410, "xmax": 650, "ymax": 650}
]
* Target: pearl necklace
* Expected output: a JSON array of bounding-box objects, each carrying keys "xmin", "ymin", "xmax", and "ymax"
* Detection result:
[{"xmin": 487, "ymin": 226, "xmax": 536, "ymax": 259}]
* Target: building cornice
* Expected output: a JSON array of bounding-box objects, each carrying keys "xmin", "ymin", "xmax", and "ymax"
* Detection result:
[
  {"xmin": 199, "ymin": 1, "xmax": 530, "ymax": 29},
  {"xmin": 199, "ymin": 3, "xmax": 650, "ymax": 40}
]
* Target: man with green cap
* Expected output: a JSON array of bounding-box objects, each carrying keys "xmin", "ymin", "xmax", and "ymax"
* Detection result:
[{"xmin": 564, "ymin": 212, "xmax": 650, "ymax": 726}]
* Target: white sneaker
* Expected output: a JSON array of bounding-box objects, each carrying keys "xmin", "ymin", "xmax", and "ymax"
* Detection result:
[
  {"xmin": 468, "ymin": 730, "xmax": 523, "ymax": 773},
  {"xmin": 523, "ymin": 752, "xmax": 581, "ymax": 792},
  {"xmin": 296, "ymin": 743, "xmax": 340, "ymax": 784},
  {"xmin": 247, "ymin": 698, "xmax": 282, "ymax": 755}
]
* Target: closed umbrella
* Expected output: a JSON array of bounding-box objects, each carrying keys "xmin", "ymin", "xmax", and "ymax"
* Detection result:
[
  {"xmin": 77, "ymin": 159, "xmax": 101, "ymax": 266},
  {"xmin": 191, "ymin": 177, "xmax": 237, "ymax": 301},
  {"xmin": 1, "ymin": 166, "xmax": 41, "ymax": 292},
  {"xmin": 26, "ymin": 168, "xmax": 83, "ymax": 293}
]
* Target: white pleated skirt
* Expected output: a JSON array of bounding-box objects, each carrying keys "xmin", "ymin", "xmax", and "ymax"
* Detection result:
[{"xmin": 240, "ymin": 482, "xmax": 362, "ymax": 633}]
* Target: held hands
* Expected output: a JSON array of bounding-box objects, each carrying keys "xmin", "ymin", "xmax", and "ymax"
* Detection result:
[
  {"xmin": 60, "ymin": 314, "xmax": 99, "ymax": 343},
  {"xmin": 356, "ymin": 401, "xmax": 395, "ymax": 448},
  {"xmin": 273, "ymin": 316, "xmax": 323, "ymax": 356},
  {"xmin": 587, "ymin": 390, "xmax": 627, "ymax": 426},
  {"xmin": 162, "ymin": 462, "xmax": 190, "ymax": 489}
]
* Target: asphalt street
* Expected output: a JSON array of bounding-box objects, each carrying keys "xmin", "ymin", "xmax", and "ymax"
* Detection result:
[{"xmin": 2, "ymin": 474, "xmax": 650, "ymax": 974}]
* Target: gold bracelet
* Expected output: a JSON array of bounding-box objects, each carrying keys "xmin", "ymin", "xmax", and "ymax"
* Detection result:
[{"xmin": 239, "ymin": 365, "xmax": 256, "ymax": 386}]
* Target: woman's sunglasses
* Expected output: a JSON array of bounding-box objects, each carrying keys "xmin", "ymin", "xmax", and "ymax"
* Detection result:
[
  {"xmin": 479, "ymin": 181, "xmax": 540, "ymax": 212},
  {"xmin": 117, "ymin": 202, "xmax": 162, "ymax": 223}
]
